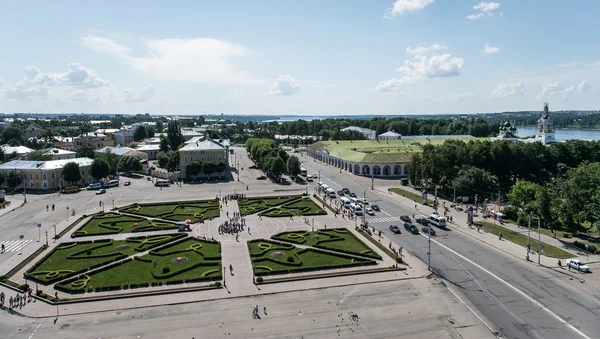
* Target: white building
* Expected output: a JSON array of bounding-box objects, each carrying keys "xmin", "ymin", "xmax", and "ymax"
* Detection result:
[
  {"xmin": 41, "ymin": 148, "xmax": 77, "ymax": 160},
  {"xmin": 0, "ymin": 144, "xmax": 34, "ymax": 159},
  {"xmin": 536, "ymin": 103, "xmax": 556, "ymax": 145},
  {"xmin": 113, "ymin": 130, "xmax": 134, "ymax": 146},
  {"xmin": 136, "ymin": 144, "xmax": 161, "ymax": 160},
  {"xmin": 378, "ymin": 131, "xmax": 402, "ymax": 140},
  {"xmin": 95, "ymin": 146, "xmax": 149, "ymax": 162},
  {"xmin": 340, "ymin": 126, "xmax": 376, "ymax": 140}
]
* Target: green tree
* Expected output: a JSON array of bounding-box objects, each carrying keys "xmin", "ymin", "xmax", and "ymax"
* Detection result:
[
  {"xmin": 166, "ymin": 151, "xmax": 180, "ymax": 171},
  {"xmin": 452, "ymin": 166, "xmax": 499, "ymax": 198},
  {"xmin": 155, "ymin": 121, "xmax": 164, "ymax": 132},
  {"xmin": 0, "ymin": 172, "xmax": 5, "ymax": 186},
  {"xmin": 27, "ymin": 150, "xmax": 52, "ymax": 161},
  {"xmin": 159, "ymin": 135, "xmax": 169, "ymax": 153},
  {"xmin": 214, "ymin": 161, "xmax": 227, "ymax": 177},
  {"xmin": 167, "ymin": 121, "xmax": 184, "ymax": 150},
  {"xmin": 1, "ymin": 127, "xmax": 27, "ymax": 145},
  {"xmin": 6, "ymin": 171, "xmax": 22, "ymax": 187},
  {"xmin": 119, "ymin": 156, "xmax": 143, "ymax": 173},
  {"xmin": 133, "ymin": 126, "xmax": 148, "ymax": 142},
  {"xmin": 202, "ymin": 162, "xmax": 216, "ymax": 176},
  {"xmin": 186, "ymin": 161, "xmax": 203, "ymax": 178},
  {"xmin": 286, "ymin": 155, "xmax": 301, "ymax": 177},
  {"xmin": 147, "ymin": 126, "xmax": 156, "ymax": 138},
  {"xmin": 269, "ymin": 156, "xmax": 285, "ymax": 176},
  {"xmin": 75, "ymin": 144, "xmax": 95, "ymax": 159},
  {"xmin": 507, "ymin": 180, "xmax": 539, "ymax": 223},
  {"xmin": 62, "ymin": 162, "xmax": 82, "ymax": 185},
  {"xmin": 156, "ymin": 151, "xmax": 169, "ymax": 168},
  {"xmin": 557, "ymin": 162, "xmax": 600, "ymax": 231},
  {"xmin": 90, "ymin": 158, "xmax": 110, "ymax": 181},
  {"xmin": 95, "ymin": 152, "xmax": 119, "ymax": 175}
]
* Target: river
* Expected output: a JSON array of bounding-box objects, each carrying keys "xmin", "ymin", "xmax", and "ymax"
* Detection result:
[{"xmin": 516, "ymin": 128, "xmax": 600, "ymax": 142}]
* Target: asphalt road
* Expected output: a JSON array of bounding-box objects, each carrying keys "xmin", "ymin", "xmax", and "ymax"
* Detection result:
[{"xmin": 298, "ymin": 154, "xmax": 600, "ymax": 339}]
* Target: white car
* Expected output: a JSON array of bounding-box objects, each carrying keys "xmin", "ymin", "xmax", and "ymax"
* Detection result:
[
  {"xmin": 366, "ymin": 208, "xmax": 375, "ymax": 216},
  {"xmin": 312, "ymin": 173, "xmax": 317, "ymax": 178},
  {"xmin": 567, "ymin": 260, "xmax": 590, "ymax": 272}
]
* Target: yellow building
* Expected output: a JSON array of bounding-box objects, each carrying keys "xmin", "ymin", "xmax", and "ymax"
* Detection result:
[
  {"xmin": 178, "ymin": 137, "xmax": 229, "ymax": 178},
  {"xmin": 0, "ymin": 158, "xmax": 94, "ymax": 191}
]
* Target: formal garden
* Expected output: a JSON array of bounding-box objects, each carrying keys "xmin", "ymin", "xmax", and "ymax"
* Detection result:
[
  {"xmin": 261, "ymin": 197, "xmax": 327, "ymax": 217},
  {"xmin": 248, "ymin": 239, "xmax": 376, "ymax": 276},
  {"xmin": 25, "ymin": 234, "xmax": 186, "ymax": 285},
  {"xmin": 271, "ymin": 228, "xmax": 382, "ymax": 260},
  {"xmin": 119, "ymin": 199, "xmax": 220, "ymax": 223},
  {"xmin": 55, "ymin": 237, "xmax": 222, "ymax": 294},
  {"xmin": 71, "ymin": 213, "xmax": 179, "ymax": 237},
  {"xmin": 237, "ymin": 196, "xmax": 302, "ymax": 215}
]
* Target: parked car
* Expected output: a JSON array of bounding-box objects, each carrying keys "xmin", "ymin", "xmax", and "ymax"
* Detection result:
[
  {"xmin": 96, "ymin": 188, "xmax": 106, "ymax": 195},
  {"xmin": 366, "ymin": 208, "xmax": 375, "ymax": 215},
  {"xmin": 422, "ymin": 226, "xmax": 436, "ymax": 236},
  {"xmin": 567, "ymin": 260, "xmax": 590, "ymax": 272},
  {"xmin": 415, "ymin": 217, "xmax": 429, "ymax": 226},
  {"xmin": 400, "ymin": 215, "xmax": 411, "ymax": 222},
  {"xmin": 124, "ymin": 181, "xmax": 131, "ymax": 186},
  {"xmin": 404, "ymin": 223, "xmax": 419, "ymax": 234},
  {"xmin": 349, "ymin": 192, "xmax": 357, "ymax": 198},
  {"xmin": 337, "ymin": 190, "xmax": 345, "ymax": 196},
  {"xmin": 342, "ymin": 188, "xmax": 350, "ymax": 194},
  {"xmin": 371, "ymin": 204, "xmax": 380, "ymax": 211},
  {"xmin": 312, "ymin": 172, "xmax": 317, "ymax": 178},
  {"xmin": 389, "ymin": 225, "xmax": 402, "ymax": 234},
  {"xmin": 256, "ymin": 176, "xmax": 266, "ymax": 180}
]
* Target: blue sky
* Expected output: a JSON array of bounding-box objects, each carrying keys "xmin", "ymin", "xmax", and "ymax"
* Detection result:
[{"xmin": 0, "ymin": 0, "xmax": 598, "ymax": 115}]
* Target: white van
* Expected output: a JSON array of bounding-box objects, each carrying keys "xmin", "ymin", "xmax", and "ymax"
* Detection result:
[
  {"xmin": 428, "ymin": 214, "xmax": 447, "ymax": 228},
  {"xmin": 321, "ymin": 184, "xmax": 330, "ymax": 191},
  {"xmin": 306, "ymin": 175, "xmax": 313, "ymax": 182},
  {"xmin": 340, "ymin": 197, "xmax": 352, "ymax": 208},
  {"xmin": 87, "ymin": 183, "xmax": 102, "ymax": 190}
]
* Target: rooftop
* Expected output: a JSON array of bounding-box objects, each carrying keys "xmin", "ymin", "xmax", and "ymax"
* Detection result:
[
  {"xmin": 0, "ymin": 144, "xmax": 34, "ymax": 155},
  {"xmin": 136, "ymin": 144, "xmax": 161, "ymax": 151},
  {"xmin": 378, "ymin": 131, "xmax": 402, "ymax": 137},
  {"xmin": 95, "ymin": 146, "xmax": 147, "ymax": 157},
  {"xmin": 180, "ymin": 138, "xmax": 228, "ymax": 151},
  {"xmin": 42, "ymin": 148, "xmax": 76, "ymax": 155},
  {"xmin": 0, "ymin": 157, "xmax": 94, "ymax": 170}
]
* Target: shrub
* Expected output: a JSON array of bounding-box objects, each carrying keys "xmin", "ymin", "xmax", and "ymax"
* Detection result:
[
  {"xmin": 255, "ymin": 277, "xmax": 264, "ymax": 283},
  {"xmin": 573, "ymin": 241, "xmax": 597, "ymax": 253},
  {"xmin": 564, "ymin": 233, "xmax": 572, "ymax": 238},
  {"xmin": 287, "ymin": 256, "xmax": 294, "ymax": 263},
  {"xmin": 162, "ymin": 266, "xmax": 170, "ymax": 274},
  {"xmin": 111, "ymin": 221, "xmax": 117, "ymax": 226},
  {"xmin": 212, "ymin": 281, "xmax": 222, "ymax": 287},
  {"xmin": 87, "ymin": 251, "xmax": 92, "ymax": 255}
]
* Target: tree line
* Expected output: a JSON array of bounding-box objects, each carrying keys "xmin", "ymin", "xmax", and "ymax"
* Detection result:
[{"xmin": 245, "ymin": 138, "xmax": 301, "ymax": 178}]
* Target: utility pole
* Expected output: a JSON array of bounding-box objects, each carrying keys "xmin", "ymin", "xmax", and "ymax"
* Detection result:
[
  {"xmin": 45, "ymin": 231, "xmax": 48, "ymax": 246},
  {"xmin": 53, "ymin": 225, "xmax": 57, "ymax": 243},
  {"xmin": 538, "ymin": 218, "xmax": 541, "ymax": 265},
  {"xmin": 527, "ymin": 212, "xmax": 531, "ymax": 261},
  {"xmin": 428, "ymin": 221, "xmax": 432, "ymax": 271},
  {"xmin": 23, "ymin": 172, "xmax": 27, "ymax": 203},
  {"xmin": 371, "ymin": 172, "xmax": 374, "ymax": 190},
  {"xmin": 433, "ymin": 185, "xmax": 438, "ymax": 215},
  {"xmin": 363, "ymin": 189, "xmax": 368, "ymax": 226}
]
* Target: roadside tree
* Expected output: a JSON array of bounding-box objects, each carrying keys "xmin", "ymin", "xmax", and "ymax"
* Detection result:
[{"xmin": 62, "ymin": 162, "xmax": 82, "ymax": 185}]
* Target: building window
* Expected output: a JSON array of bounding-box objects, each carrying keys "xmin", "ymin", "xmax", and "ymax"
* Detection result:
[
  {"xmin": 184, "ymin": 156, "xmax": 188, "ymax": 162},
  {"xmin": 43, "ymin": 174, "xmax": 46, "ymax": 180},
  {"xmin": 52, "ymin": 183, "xmax": 55, "ymax": 187},
  {"xmin": 36, "ymin": 183, "xmax": 39, "ymax": 188},
  {"xmin": 29, "ymin": 174, "xmax": 32, "ymax": 179},
  {"xmin": 35, "ymin": 174, "xmax": 39, "ymax": 179},
  {"xmin": 43, "ymin": 183, "xmax": 47, "ymax": 189},
  {"xmin": 52, "ymin": 173, "xmax": 55, "ymax": 178},
  {"xmin": 30, "ymin": 182, "xmax": 34, "ymax": 188}
]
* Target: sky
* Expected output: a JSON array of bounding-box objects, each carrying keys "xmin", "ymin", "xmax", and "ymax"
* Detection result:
[{"xmin": 0, "ymin": 0, "xmax": 599, "ymax": 115}]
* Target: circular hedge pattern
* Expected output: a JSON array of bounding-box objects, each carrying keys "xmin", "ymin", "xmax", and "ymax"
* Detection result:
[{"xmin": 171, "ymin": 256, "xmax": 188, "ymax": 264}]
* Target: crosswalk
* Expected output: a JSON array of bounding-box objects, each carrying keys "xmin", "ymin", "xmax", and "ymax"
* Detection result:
[
  {"xmin": 364, "ymin": 216, "xmax": 401, "ymax": 224},
  {"xmin": 1, "ymin": 240, "xmax": 33, "ymax": 253}
]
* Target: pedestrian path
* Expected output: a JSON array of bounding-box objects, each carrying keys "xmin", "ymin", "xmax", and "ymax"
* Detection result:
[
  {"xmin": 0, "ymin": 239, "xmax": 33, "ymax": 253},
  {"xmin": 365, "ymin": 216, "xmax": 401, "ymax": 224}
]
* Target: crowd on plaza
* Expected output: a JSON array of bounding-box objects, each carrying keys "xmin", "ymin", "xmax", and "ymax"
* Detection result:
[
  {"xmin": 218, "ymin": 211, "xmax": 247, "ymax": 240},
  {"xmin": 0, "ymin": 288, "xmax": 33, "ymax": 311}
]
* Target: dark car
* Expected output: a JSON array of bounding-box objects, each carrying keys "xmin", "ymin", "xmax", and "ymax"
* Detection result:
[
  {"xmin": 337, "ymin": 190, "xmax": 345, "ymax": 196},
  {"xmin": 349, "ymin": 192, "xmax": 357, "ymax": 198},
  {"xmin": 400, "ymin": 215, "xmax": 411, "ymax": 222},
  {"xmin": 124, "ymin": 181, "xmax": 131, "ymax": 186},
  {"xmin": 342, "ymin": 188, "xmax": 350, "ymax": 194},
  {"xmin": 422, "ymin": 226, "xmax": 436, "ymax": 236},
  {"xmin": 415, "ymin": 217, "xmax": 429, "ymax": 226},
  {"xmin": 404, "ymin": 223, "xmax": 419, "ymax": 234},
  {"xmin": 371, "ymin": 204, "xmax": 380, "ymax": 211},
  {"xmin": 256, "ymin": 176, "xmax": 266, "ymax": 180},
  {"xmin": 389, "ymin": 225, "xmax": 402, "ymax": 234}
]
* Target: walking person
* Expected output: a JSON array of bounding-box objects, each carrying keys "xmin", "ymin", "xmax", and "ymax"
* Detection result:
[{"xmin": 1, "ymin": 243, "xmax": 4, "ymax": 253}]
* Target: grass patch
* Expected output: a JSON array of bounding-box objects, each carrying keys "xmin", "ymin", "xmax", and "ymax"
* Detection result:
[
  {"xmin": 389, "ymin": 187, "xmax": 433, "ymax": 205},
  {"xmin": 357, "ymin": 228, "xmax": 403, "ymax": 263},
  {"xmin": 248, "ymin": 239, "xmax": 375, "ymax": 276},
  {"xmin": 478, "ymin": 221, "xmax": 575, "ymax": 259},
  {"xmin": 261, "ymin": 198, "xmax": 327, "ymax": 217},
  {"xmin": 272, "ymin": 229, "xmax": 381, "ymax": 260},
  {"xmin": 72, "ymin": 213, "xmax": 178, "ymax": 237},
  {"xmin": 25, "ymin": 234, "xmax": 184, "ymax": 284},
  {"xmin": 238, "ymin": 196, "xmax": 301, "ymax": 215},
  {"xmin": 55, "ymin": 237, "xmax": 222, "ymax": 293},
  {"xmin": 119, "ymin": 200, "xmax": 220, "ymax": 223}
]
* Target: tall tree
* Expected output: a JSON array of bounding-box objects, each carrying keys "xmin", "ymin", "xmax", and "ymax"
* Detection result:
[
  {"xmin": 133, "ymin": 126, "xmax": 148, "ymax": 142},
  {"xmin": 286, "ymin": 155, "xmax": 301, "ymax": 177},
  {"xmin": 90, "ymin": 158, "xmax": 110, "ymax": 181},
  {"xmin": 167, "ymin": 121, "xmax": 184, "ymax": 150},
  {"xmin": 62, "ymin": 162, "xmax": 82, "ymax": 185},
  {"xmin": 27, "ymin": 150, "xmax": 52, "ymax": 161},
  {"xmin": 202, "ymin": 162, "xmax": 216, "ymax": 176},
  {"xmin": 6, "ymin": 171, "xmax": 22, "ymax": 187},
  {"xmin": 186, "ymin": 161, "xmax": 203, "ymax": 178},
  {"xmin": 159, "ymin": 135, "xmax": 169, "ymax": 153},
  {"xmin": 147, "ymin": 126, "xmax": 156, "ymax": 138},
  {"xmin": 119, "ymin": 156, "xmax": 143, "ymax": 173},
  {"xmin": 0, "ymin": 172, "xmax": 5, "ymax": 186},
  {"xmin": 95, "ymin": 152, "xmax": 119, "ymax": 175},
  {"xmin": 166, "ymin": 151, "xmax": 180, "ymax": 171},
  {"xmin": 75, "ymin": 144, "xmax": 95, "ymax": 158},
  {"xmin": 1, "ymin": 127, "xmax": 27, "ymax": 145},
  {"xmin": 269, "ymin": 156, "xmax": 285, "ymax": 176},
  {"xmin": 156, "ymin": 151, "xmax": 169, "ymax": 168}
]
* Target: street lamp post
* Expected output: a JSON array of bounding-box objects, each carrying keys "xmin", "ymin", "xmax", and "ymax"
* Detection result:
[
  {"xmin": 537, "ymin": 218, "xmax": 541, "ymax": 265},
  {"xmin": 312, "ymin": 218, "xmax": 314, "ymax": 232},
  {"xmin": 53, "ymin": 225, "xmax": 56, "ymax": 243},
  {"xmin": 223, "ymin": 266, "xmax": 226, "ymax": 287},
  {"xmin": 363, "ymin": 189, "xmax": 368, "ymax": 226},
  {"xmin": 66, "ymin": 207, "xmax": 69, "ymax": 221},
  {"xmin": 112, "ymin": 200, "xmax": 115, "ymax": 211}
]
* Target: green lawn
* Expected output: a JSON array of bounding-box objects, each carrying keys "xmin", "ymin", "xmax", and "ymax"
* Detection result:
[
  {"xmin": 72, "ymin": 213, "xmax": 178, "ymax": 237},
  {"xmin": 261, "ymin": 198, "xmax": 327, "ymax": 217},
  {"xmin": 56, "ymin": 237, "xmax": 222, "ymax": 293},
  {"xmin": 271, "ymin": 229, "xmax": 381, "ymax": 259},
  {"xmin": 478, "ymin": 221, "xmax": 575, "ymax": 259},
  {"xmin": 25, "ymin": 234, "xmax": 185, "ymax": 284},
  {"xmin": 119, "ymin": 200, "xmax": 220, "ymax": 223},
  {"xmin": 238, "ymin": 196, "xmax": 302, "ymax": 215},
  {"xmin": 248, "ymin": 239, "xmax": 375, "ymax": 276},
  {"xmin": 389, "ymin": 187, "xmax": 433, "ymax": 205}
]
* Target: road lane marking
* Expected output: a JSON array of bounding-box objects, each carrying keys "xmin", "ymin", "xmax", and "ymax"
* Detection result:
[
  {"xmin": 381, "ymin": 210, "xmax": 392, "ymax": 216},
  {"xmin": 420, "ymin": 233, "xmax": 591, "ymax": 339},
  {"xmin": 28, "ymin": 321, "xmax": 43, "ymax": 339}
]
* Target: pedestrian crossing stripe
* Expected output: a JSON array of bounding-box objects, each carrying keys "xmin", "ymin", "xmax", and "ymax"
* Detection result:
[
  {"xmin": 364, "ymin": 217, "xmax": 401, "ymax": 224},
  {"xmin": 1, "ymin": 240, "xmax": 33, "ymax": 252}
]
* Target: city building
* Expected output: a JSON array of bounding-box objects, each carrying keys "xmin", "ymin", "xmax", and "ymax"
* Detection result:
[
  {"xmin": 181, "ymin": 127, "xmax": 206, "ymax": 140},
  {"xmin": 95, "ymin": 146, "xmax": 149, "ymax": 162},
  {"xmin": 73, "ymin": 133, "xmax": 114, "ymax": 150},
  {"xmin": 178, "ymin": 137, "xmax": 230, "ymax": 178},
  {"xmin": 536, "ymin": 103, "xmax": 555, "ymax": 145},
  {"xmin": 113, "ymin": 130, "xmax": 134, "ymax": 146},
  {"xmin": 377, "ymin": 131, "xmax": 402, "ymax": 140},
  {"xmin": 0, "ymin": 144, "xmax": 34, "ymax": 160},
  {"xmin": 340, "ymin": 126, "xmax": 376, "ymax": 140},
  {"xmin": 0, "ymin": 157, "xmax": 94, "ymax": 191},
  {"xmin": 52, "ymin": 137, "xmax": 75, "ymax": 151},
  {"xmin": 136, "ymin": 144, "xmax": 161, "ymax": 160},
  {"xmin": 36, "ymin": 148, "xmax": 77, "ymax": 160}
]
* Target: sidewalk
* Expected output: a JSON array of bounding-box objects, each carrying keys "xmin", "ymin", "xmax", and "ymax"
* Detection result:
[{"xmin": 0, "ymin": 194, "xmax": 25, "ymax": 218}]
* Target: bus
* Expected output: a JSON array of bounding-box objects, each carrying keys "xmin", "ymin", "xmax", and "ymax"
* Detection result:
[
  {"xmin": 155, "ymin": 179, "xmax": 170, "ymax": 187},
  {"xmin": 104, "ymin": 179, "xmax": 119, "ymax": 188},
  {"xmin": 61, "ymin": 186, "xmax": 80, "ymax": 194},
  {"xmin": 428, "ymin": 214, "xmax": 447, "ymax": 228},
  {"xmin": 300, "ymin": 167, "xmax": 307, "ymax": 176}
]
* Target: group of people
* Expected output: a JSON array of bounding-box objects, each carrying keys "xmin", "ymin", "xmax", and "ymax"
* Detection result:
[
  {"xmin": 218, "ymin": 214, "xmax": 247, "ymax": 238},
  {"xmin": 252, "ymin": 304, "xmax": 267, "ymax": 319},
  {"xmin": 223, "ymin": 193, "xmax": 246, "ymax": 201},
  {"xmin": 0, "ymin": 289, "xmax": 32, "ymax": 310},
  {"xmin": 46, "ymin": 204, "xmax": 56, "ymax": 211}
]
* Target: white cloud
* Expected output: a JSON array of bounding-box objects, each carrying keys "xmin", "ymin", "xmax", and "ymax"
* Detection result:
[
  {"xmin": 121, "ymin": 86, "xmax": 155, "ymax": 103},
  {"xmin": 436, "ymin": 92, "xmax": 475, "ymax": 102},
  {"xmin": 467, "ymin": 2, "xmax": 501, "ymax": 19},
  {"xmin": 385, "ymin": 0, "xmax": 434, "ymax": 18},
  {"xmin": 538, "ymin": 80, "xmax": 591, "ymax": 100},
  {"xmin": 483, "ymin": 43, "xmax": 500, "ymax": 54},
  {"xmin": 267, "ymin": 75, "xmax": 300, "ymax": 96},
  {"xmin": 490, "ymin": 82, "xmax": 524, "ymax": 98},
  {"xmin": 406, "ymin": 43, "xmax": 447, "ymax": 56},
  {"xmin": 82, "ymin": 36, "xmax": 263, "ymax": 85},
  {"xmin": 377, "ymin": 45, "xmax": 464, "ymax": 94}
]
